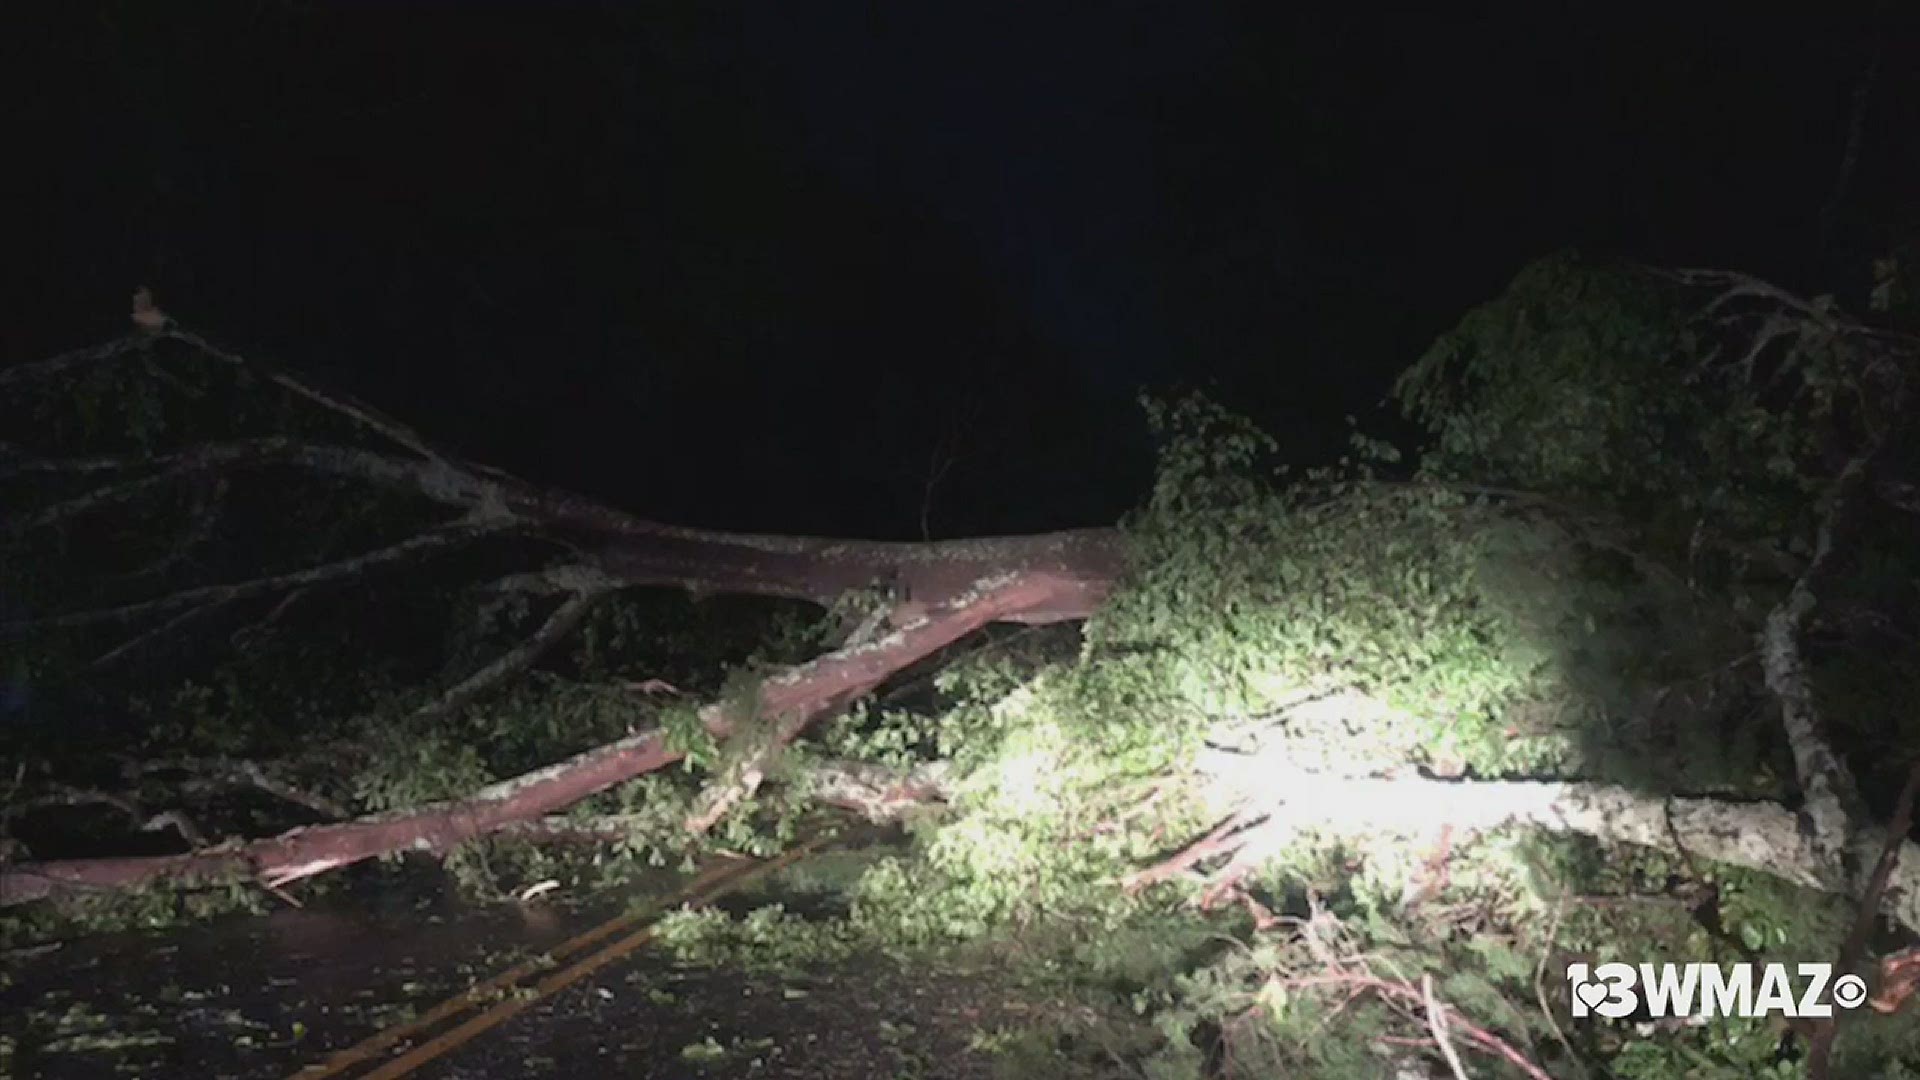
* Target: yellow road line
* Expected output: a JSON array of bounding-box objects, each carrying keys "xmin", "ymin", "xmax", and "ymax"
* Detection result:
[
  {"xmin": 292, "ymin": 858, "xmax": 747, "ymax": 1079},
  {"xmin": 291, "ymin": 834, "xmax": 831, "ymax": 1080}
]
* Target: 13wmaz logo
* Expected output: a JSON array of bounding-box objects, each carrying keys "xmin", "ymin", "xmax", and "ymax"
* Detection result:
[{"xmin": 1567, "ymin": 962, "xmax": 1868, "ymax": 1020}]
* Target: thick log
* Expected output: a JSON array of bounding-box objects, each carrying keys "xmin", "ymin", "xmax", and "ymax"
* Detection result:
[
  {"xmin": 1137, "ymin": 768, "xmax": 1920, "ymax": 933},
  {"xmin": 591, "ymin": 527, "xmax": 1124, "ymax": 624},
  {"xmin": 5, "ymin": 328, "xmax": 1129, "ymax": 641}
]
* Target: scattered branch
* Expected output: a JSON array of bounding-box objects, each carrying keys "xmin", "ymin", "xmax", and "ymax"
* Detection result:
[
  {"xmin": 1129, "ymin": 767, "xmax": 1920, "ymax": 932},
  {"xmin": 157, "ymin": 326, "xmax": 453, "ymax": 464},
  {"xmin": 802, "ymin": 759, "xmax": 952, "ymax": 822},
  {"xmin": 6, "ymin": 514, "xmax": 516, "ymax": 633},
  {"xmin": 1123, "ymin": 805, "xmax": 1267, "ymax": 894},
  {"xmin": 0, "ymin": 334, "xmax": 148, "ymax": 391},
  {"xmin": 127, "ymin": 757, "xmax": 353, "ymax": 821},
  {"xmin": 105, "ymin": 475, "xmax": 228, "ymax": 590},
  {"xmin": 1665, "ymin": 267, "xmax": 1920, "ymax": 349},
  {"xmin": 1422, "ymin": 973, "xmax": 1471, "ymax": 1080},
  {"xmin": 88, "ymin": 600, "xmax": 227, "ymax": 669},
  {"xmin": 684, "ymin": 574, "xmax": 1058, "ymax": 833},
  {"xmin": 1532, "ymin": 899, "xmax": 1591, "ymax": 1079},
  {"xmin": 1761, "ymin": 452, "xmax": 1877, "ymax": 865},
  {"xmin": 1870, "ymin": 946, "xmax": 1920, "ymax": 1015},
  {"xmin": 411, "ymin": 587, "xmax": 611, "ymax": 724},
  {"xmin": 495, "ymin": 760, "xmax": 953, "ymax": 844},
  {"xmin": 1281, "ymin": 972, "xmax": 1553, "ymax": 1079},
  {"xmin": 2, "ymin": 787, "xmax": 145, "ymax": 826},
  {"xmin": 140, "ymin": 809, "xmax": 209, "ymax": 849}
]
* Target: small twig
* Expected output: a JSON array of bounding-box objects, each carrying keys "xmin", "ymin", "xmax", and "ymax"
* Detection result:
[
  {"xmin": 8, "ymin": 515, "xmax": 514, "ymax": 633},
  {"xmin": 1283, "ymin": 973, "xmax": 1552, "ymax": 1079},
  {"xmin": 229, "ymin": 586, "xmax": 312, "ymax": 648},
  {"xmin": 1532, "ymin": 898, "xmax": 1591, "ymax": 1079},
  {"xmin": 1424, "ymin": 974, "xmax": 1472, "ymax": 1080},
  {"xmin": 90, "ymin": 601, "xmax": 225, "ymax": 669},
  {"xmin": 159, "ymin": 326, "xmax": 451, "ymax": 464},
  {"xmin": 130, "ymin": 756, "xmax": 352, "ymax": 820},
  {"xmin": 2, "ymin": 786, "xmax": 144, "ymax": 825},
  {"xmin": 102, "ymin": 476, "xmax": 227, "ymax": 590},
  {"xmin": 804, "ymin": 759, "xmax": 952, "ymax": 822},
  {"xmin": 1123, "ymin": 804, "xmax": 1267, "ymax": 893},
  {"xmin": 412, "ymin": 587, "xmax": 609, "ymax": 724},
  {"xmin": 683, "ymin": 756, "xmax": 768, "ymax": 834},
  {"xmin": 16, "ymin": 469, "xmax": 199, "ymax": 531},
  {"xmin": 0, "ymin": 334, "xmax": 146, "ymax": 390}
]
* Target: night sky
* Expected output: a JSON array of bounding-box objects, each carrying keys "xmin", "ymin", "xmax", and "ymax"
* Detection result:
[{"xmin": 12, "ymin": 2, "xmax": 1918, "ymax": 538}]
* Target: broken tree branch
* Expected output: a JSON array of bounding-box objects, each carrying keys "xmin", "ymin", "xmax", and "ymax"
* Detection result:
[
  {"xmin": 6, "ymin": 513, "xmax": 517, "ymax": 633},
  {"xmin": 1761, "ymin": 452, "xmax": 1876, "ymax": 865},
  {"xmin": 0, "ymin": 570, "xmax": 1079, "ymax": 905},
  {"xmin": 127, "ymin": 757, "xmax": 354, "ymax": 821},
  {"xmin": 0, "ymin": 335, "xmax": 148, "ymax": 391},
  {"xmin": 1131, "ymin": 767, "xmax": 1920, "ymax": 933},
  {"xmin": 158, "ymin": 327, "xmax": 454, "ymax": 464},
  {"xmin": 683, "ymin": 574, "xmax": 1069, "ymax": 833},
  {"xmin": 411, "ymin": 587, "xmax": 611, "ymax": 724},
  {"xmin": 7, "ymin": 329, "xmax": 1126, "ymax": 652},
  {"xmin": 497, "ymin": 760, "xmax": 954, "ymax": 843}
]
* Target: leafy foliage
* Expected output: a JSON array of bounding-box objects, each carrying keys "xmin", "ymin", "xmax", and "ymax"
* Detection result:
[{"xmin": 1395, "ymin": 250, "xmax": 1698, "ymax": 501}]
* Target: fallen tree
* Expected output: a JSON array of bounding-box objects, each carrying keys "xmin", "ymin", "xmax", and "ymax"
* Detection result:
[
  {"xmin": 2, "ymin": 322, "xmax": 1129, "ymax": 905},
  {"xmin": 6, "ymin": 264, "xmax": 1920, "ymax": 1077},
  {"xmin": 0, "ymin": 572, "xmax": 1064, "ymax": 904},
  {"xmin": 3, "ymin": 271, "xmax": 1916, "ymax": 967},
  {"xmin": 1128, "ymin": 270, "xmax": 1919, "ymax": 939}
]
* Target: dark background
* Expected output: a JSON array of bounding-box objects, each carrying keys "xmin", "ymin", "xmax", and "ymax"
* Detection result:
[{"xmin": 10, "ymin": 2, "xmax": 1917, "ymax": 538}]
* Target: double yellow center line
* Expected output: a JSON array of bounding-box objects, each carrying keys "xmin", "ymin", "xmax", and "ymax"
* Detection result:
[{"xmin": 291, "ymin": 833, "xmax": 834, "ymax": 1079}]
